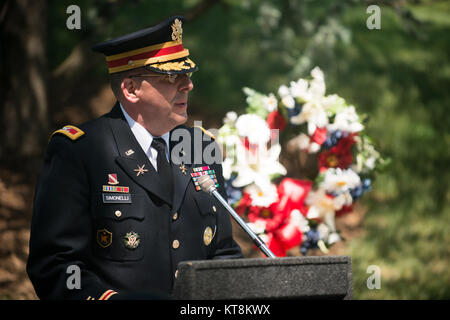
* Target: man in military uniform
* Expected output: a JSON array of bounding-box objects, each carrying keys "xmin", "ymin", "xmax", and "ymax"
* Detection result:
[{"xmin": 27, "ymin": 16, "xmax": 242, "ymax": 300}]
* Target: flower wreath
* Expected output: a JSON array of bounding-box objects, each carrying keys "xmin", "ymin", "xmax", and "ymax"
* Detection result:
[{"xmin": 217, "ymin": 67, "xmax": 388, "ymax": 257}]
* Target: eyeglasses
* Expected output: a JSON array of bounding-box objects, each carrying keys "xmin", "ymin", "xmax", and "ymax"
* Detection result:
[{"xmin": 129, "ymin": 72, "xmax": 193, "ymax": 84}]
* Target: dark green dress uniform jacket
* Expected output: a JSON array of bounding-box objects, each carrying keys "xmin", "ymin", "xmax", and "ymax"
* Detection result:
[{"xmin": 27, "ymin": 103, "xmax": 242, "ymax": 300}]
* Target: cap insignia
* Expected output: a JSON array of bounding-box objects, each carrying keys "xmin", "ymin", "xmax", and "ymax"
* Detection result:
[{"xmin": 171, "ymin": 18, "xmax": 183, "ymax": 41}]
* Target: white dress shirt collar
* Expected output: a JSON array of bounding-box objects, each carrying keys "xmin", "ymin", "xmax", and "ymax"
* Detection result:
[{"xmin": 119, "ymin": 103, "xmax": 170, "ymax": 169}]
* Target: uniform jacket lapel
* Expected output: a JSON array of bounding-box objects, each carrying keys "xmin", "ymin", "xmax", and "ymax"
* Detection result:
[
  {"xmin": 107, "ymin": 103, "xmax": 172, "ymax": 205},
  {"xmin": 169, "ymin": 126, "xmax": 194, "ymax": 213}
]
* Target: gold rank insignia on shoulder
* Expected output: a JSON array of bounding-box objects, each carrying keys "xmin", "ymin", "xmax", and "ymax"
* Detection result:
[{"xmin": 51, "ymin": 125, "xmax": 85, "ymax": 140}]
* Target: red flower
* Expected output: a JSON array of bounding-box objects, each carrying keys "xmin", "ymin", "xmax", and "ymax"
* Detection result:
[
  {"xmin": 267, "ymin": 233, "xmax": 287, "ymax": 257},
  {"xmin": 265, "ymin": 221, "xmax": 303, "ymax": 257},
  {"xmin": 274, "ymin": 221, "xmax": 303, "ymax": 250},
  {"xmin": 318, "ymin": 134, "xmax": 356, "ymax": 171},
  {"xmin": 335, "ymin": 204, "xmax": 354, "ymax": 217},
  {"xmin": 267, "ymin": 110, "xmax": 287, "ymax": 141},
  {"xmin": 234, "ymin": 192, "xmax": 252, "ymax": 216},
  {"xmin": 235, "ymin": 192, "xmax": 285, "ymax": 233},
  {"xmin": 310, "ymin": 127, "xmax": 327, "ymax": 145},
  {"xmin": 235, "ymin": 178, "xmax": 314, "ymax": 257},
  {"xmin": 275, "ymin": 178, "xmax": 313, "ymax": 217},
  {"xmin": 267, "ymin": 110, "xmax": 287, "ymax": 132}
]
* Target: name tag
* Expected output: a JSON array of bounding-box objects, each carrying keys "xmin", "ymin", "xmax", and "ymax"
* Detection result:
[{"xmin": 102, "ymin": 193, "xmax": 132, "ymax": 204}]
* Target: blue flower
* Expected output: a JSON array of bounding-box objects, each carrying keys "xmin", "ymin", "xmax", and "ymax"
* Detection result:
[
  {"xmin": 225, "ymin": 175, "xmax": 243, "ymax": 205},
  {"xmin": 300, "ymin": 229, "xmax": 321, "ymax": 255},
  {"xmin": 322, "ymin": 130, "xmax": 343, "ymax": 149},
  {"xmin": 362, "ymin": 178, "xmax": 372, "ymax": 192},
  {"xmin": 350, "ymin": 185, "xmax": 363, "ymax": 200},
  {"xmin": 287, "ymin": 102, "xmax": 303, "ymax": 119}
]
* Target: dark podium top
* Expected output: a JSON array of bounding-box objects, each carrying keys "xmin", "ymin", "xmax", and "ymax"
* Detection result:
[{"xmin": 172, "ymin": 256, "xmax": 352, "ymax": 300}]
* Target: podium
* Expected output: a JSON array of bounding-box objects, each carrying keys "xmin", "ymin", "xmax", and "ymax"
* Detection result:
[{"xmin": 172, "ymin": 256, "xmax": 352, "ymax": 300}]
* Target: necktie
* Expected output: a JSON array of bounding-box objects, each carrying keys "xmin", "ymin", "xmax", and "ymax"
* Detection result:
[{"xmin": 151, "ymin": 137, "xmax": 174, "ymax": 196}]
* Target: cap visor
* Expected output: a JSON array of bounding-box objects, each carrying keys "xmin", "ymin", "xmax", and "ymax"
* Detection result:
[{"xmin": 144, "ymin": 57, "xmax": 198, "ymax": 75}]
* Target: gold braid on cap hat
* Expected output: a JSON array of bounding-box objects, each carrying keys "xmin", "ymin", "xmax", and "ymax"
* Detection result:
[{"xmin": 150, "ymin": 58, "xmax": 195, "ymax": 72}]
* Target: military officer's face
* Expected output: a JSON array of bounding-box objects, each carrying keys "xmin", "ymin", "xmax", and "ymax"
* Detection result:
[{"xmin": 122, "ymin": 71, "xmax": 194, "ymax": 135}]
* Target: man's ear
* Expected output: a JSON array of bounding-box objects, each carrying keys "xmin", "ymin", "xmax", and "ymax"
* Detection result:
[{"xmin": 121, "ymin": 78, "xmax": 140, "ymax": 103}]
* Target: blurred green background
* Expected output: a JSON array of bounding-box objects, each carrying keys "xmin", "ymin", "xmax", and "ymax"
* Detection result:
[{"xmin": 0, "ymin": 0, "xmax": 448, "ymax": 299}]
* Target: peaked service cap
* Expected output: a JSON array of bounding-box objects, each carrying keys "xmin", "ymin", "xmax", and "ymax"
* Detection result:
[{"xmin": 92, "ymin": 16, "xmax": 198, "ymax": 75}]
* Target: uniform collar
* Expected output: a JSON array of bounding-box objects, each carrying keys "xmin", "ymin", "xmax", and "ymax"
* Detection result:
[{"xmin": 119, "ymin": 103, "xmax": 170, "ymax": 161}]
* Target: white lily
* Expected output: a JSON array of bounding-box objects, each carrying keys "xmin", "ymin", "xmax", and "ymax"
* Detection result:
[
  {"xmin": 320, "ymin": 168, "xmax": 361, "ymax": 195},
  {"xmin": 232, "ymin": 143, "xmax": 287, "ymax": 189},
  {"xmin": 290, "ymin": 100, "xmax": 329, "ymax": 135},
  {"xmin": 244, "ymin": 182, "xmax": 279, "ymax": 207},
  {"xmin": 310, "ymin": 67, "xmax": 326, "ymax": 98},
  {"xmin": 289, "ymin": 78, "xmax": 310, "ymax": 101},
  {"xmin": 290, "ymin": 209, "xmax": 310, "ymax": 233},
  {"xmin": 311, "ymin": 66, "xmax": 325, "ymax": 82},
  {"xmin": 294, "ymin": 133, "xmax": 321, "ymax": 153},
  {"xmin": 327, "ymin": 106, "xmax": 364, "ymax": 133},
  {"xmin": 223, "ymin": 111, "xmax": 238, "ymax": 125},
  {"xmin": 247, "ymin": 220, "xmax": 267, "ymax": 235},
  {"xmin": 278, "ymin": 84, "xmax": 295, "ymax": 109},
  {"xmin": 221, "ymin": 157, "xmax": 234, "ymax": 181},
  {"xmin": 235, "ymin": 114, "xmax": 271, "ymax": 145},
  {"xmin": 305, "ymin": 188, "xmax": 344, "ymax": 219},
  {"xmin": 262, "ymin": 93, "xmax": 278, "ymax": 112}
]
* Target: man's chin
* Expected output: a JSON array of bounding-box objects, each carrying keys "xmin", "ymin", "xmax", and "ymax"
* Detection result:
[{"xmin": 172, "ymin": 112, "xmax": 188, "ymax": 125}]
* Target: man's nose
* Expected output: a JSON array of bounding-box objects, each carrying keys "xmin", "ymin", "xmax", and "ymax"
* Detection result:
[{"xmin": 178, "ymin": 75, "xmax": 194, "ymax": 92}]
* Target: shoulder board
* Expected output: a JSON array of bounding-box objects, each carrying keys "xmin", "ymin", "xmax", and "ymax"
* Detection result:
[
  {"xmin": 51, "ymin": 125, "xmax": 85, "ymax": 141},
  {"xmin": 194, "ymin": 125, "xmax": 215, "ymax": 140}
]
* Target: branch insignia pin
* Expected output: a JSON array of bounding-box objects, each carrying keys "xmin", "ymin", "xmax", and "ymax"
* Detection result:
[{"xmin": 134, "ymin": 164, "xmax": 148, "ymax": 176}]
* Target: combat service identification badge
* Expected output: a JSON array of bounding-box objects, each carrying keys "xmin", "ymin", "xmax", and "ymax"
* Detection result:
[
  {"xmin": 97, "ymin": 229, "xmax": 112, "ymax": 248},
  {"xmin": 123, "ymin": 231, "xmax": 140, "ymax": 250}
]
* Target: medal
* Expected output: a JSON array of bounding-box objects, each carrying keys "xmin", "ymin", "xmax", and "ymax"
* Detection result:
[{"xmin": 190, "ymin": 166, "xmax": 219, "ymax": 191}]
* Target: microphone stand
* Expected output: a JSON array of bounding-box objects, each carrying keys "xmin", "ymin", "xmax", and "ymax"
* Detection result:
[{"xmin": 198, "ymin": 175, "xmax": 276, "ymax": 258}]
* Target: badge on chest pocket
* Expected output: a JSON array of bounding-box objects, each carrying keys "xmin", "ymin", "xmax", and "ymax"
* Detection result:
[{"xmin": 92, "ymin": 193, "xmax": 147, "ymax": 261}]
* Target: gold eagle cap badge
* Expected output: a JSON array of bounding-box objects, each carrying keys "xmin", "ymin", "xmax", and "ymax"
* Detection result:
[{"xmin": 171, "ymin": 18, "xmax": 183, "ymax": 41}]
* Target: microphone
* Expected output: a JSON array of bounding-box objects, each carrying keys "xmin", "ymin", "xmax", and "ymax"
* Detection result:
[{"xmin": 197, "ymin": 175, "xmax": 276, "ymax": 258}]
